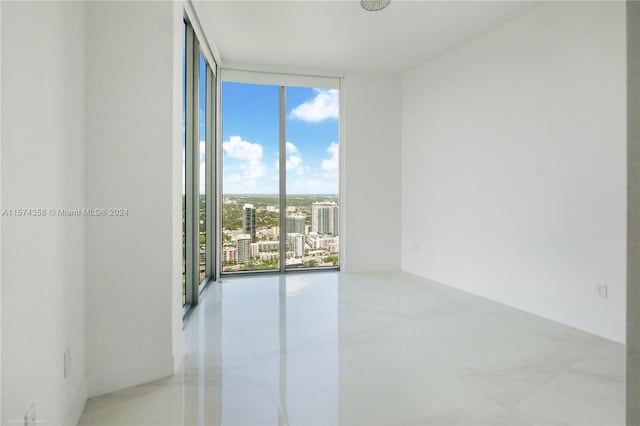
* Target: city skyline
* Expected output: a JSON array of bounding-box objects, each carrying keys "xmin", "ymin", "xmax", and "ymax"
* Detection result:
[
  {"xmin": 220, "ymin": 82, "xmax": 340, "ymax": 271},
  {"xmin": 221, "ymin": 194, "xmax": 339, "ymax": 272}
]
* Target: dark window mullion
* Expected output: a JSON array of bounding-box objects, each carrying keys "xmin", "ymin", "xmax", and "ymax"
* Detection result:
[
  {"xmin": 190, "ymin": 38, "xmax": 201, "ymax": 304},
  {"xmin": 184, "ymin": 24, "xmax": 195, "ymax": 306}
]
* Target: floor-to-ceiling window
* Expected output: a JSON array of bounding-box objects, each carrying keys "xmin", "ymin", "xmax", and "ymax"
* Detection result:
[
  {"xmin": 285, "ymin": 86, "xmax": 340, "ymax": 270},
  {"xmin": 184, "ymin": 51, "xmax": 339, "ymax": 293},
  {"xmin": 220, "ymin": 74, "xmax": 340, "ymax": 274},
  {"xmin": 199, "ymin": 53, "xmax": 207, "ymax": 284},
  {"xmin": 183, "ymin": 18, "xmax": 217, "ymax": 306},
  {"xmin": 221, "ymin": 82, "xmax": 281, "ymax": 272}
]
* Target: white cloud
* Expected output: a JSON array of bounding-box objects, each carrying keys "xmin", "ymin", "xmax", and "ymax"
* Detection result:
[
  {"xmin": 290, "ymin": 89, "xmax": 339, "ymax": 123},
  {"xmin": 222, "ymin": 136, "xmax": 266, "ymax": 188},
  {"xmin": 322, "ymin": 142, "xmax": 339, "ymax": 171},
  {"xmin": 287, "ymin": 155, "xmax": 305, "ymax": 175},
  {"xmin": 241, "ymin": 161, "xmax": 267, "ymax": 180},
  {"xmin": 275, "ymin": 142, "xmax": 307, "ymax": 176},
  {"xmin": 200, "ymin": 162, "xmax": 206, "ymax": 193},
  {"xmin": 223, "ymin": 136, "xmax": 263, "ymax": 162},
  {"xmin": 286, "ymin": 142, "xmax": 298, "ymax": 154},
  {"xmin": 199, "ymin": 140, "xmax": 206, "ymax": 163}
]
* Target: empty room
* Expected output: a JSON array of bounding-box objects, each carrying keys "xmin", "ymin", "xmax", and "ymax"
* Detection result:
[{"xmin": 1, "ymin": 0, "xmax": 639, "ymax": 425}]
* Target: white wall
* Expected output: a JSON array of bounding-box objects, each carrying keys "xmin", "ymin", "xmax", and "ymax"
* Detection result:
[
  {"xmin": 401, "ymin": 1, "xmax": 626, "ymax": 342},
  {"xmin": 343, "ymin": 73, "xmax": 401, "ymax": 272},
  {"xmin": 1, "ymin": 1, "xmax": 87, "ymax": 424},
  {"xmin": 85, "ymin": 1, "xmax": 184, "ymax": 397}
]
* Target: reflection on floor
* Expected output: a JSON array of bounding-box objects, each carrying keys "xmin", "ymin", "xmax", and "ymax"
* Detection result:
[{"xmin": 78, "ymin": 272, "xmax": 625, "ymax": 425}]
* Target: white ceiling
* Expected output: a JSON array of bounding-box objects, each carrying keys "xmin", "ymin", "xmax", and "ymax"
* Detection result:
[{"xmin": 194, "ymin": 1, "xmax": 537, "ymax": 74}]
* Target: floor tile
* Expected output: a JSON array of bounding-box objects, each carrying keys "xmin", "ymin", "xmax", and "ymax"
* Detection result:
[{"xmin": 78, "ymin": 272, "xmax": 625, "ymax": 426}]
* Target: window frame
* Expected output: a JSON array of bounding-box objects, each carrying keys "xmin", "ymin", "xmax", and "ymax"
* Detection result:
[
  {"xmin": 183, "ymin": 17, "xmax": 217, "ymax": 308},
  {"xmin": 205, "ymin": 64, "xmax": 216, "ymax": 282},
  {"xmin": 218, "ymin": 70, "xmax": 343, "ymax": 275}
]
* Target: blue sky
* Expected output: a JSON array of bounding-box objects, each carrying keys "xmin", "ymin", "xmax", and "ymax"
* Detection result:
[{"xmin": 222, "ymin": 82, "xmax": 339, "ymax": 195}]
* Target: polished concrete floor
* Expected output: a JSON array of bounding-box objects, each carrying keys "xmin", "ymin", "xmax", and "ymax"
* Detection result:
[{"xmin": 79, "ymin": 272, "xmax": 625, "ymax": 425}]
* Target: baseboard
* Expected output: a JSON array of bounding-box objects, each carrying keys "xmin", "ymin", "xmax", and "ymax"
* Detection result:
[
  {"xmin": 402, "ymin": 269, "xmax": 626, "ymax": 344},
  {"xmin": 88, "ymin": 354, "xmax": 175, "ymax": 398},
  {"xmin": 342, "ymin": 265, "xmax": 399, "ymax": 273},
  {"xmin": 64, "ymin": 377, "xmax": 87, "ymax": 426}
]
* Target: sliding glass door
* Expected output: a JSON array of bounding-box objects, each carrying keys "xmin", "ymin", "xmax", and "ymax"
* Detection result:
[
  {"xmin": 198, "ymin": 53, "xmax": 207, "ymax": 284},
  {"xmin": 183, "ymin": 19, "xmax": 216, "ymax": 307},
  {"xmin": 285, "ymin": 86, "xmax": 340, "ymax": 269},
  {"xmin": 220, "ymin": 79, "xmax": 340, "ymax": 274},
  {"xmin": 221, "ymin": 82, "xmax": 281, "ymax": 272}
]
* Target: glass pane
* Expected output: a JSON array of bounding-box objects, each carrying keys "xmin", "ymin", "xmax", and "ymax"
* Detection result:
[
  {"xmin": 199, "ymin": 53, "xmax": 207, "ymax": 283},
  {"xmin": 285, "ymin": 87, "xmax": 340, "ymax": 269},
  {"xmin": 182, "ymin": 22, "xmax": 187, "ymax": 305},
  {"xmin": 221, "ymin": 82, "xmax": 280, "ymax": 272}
]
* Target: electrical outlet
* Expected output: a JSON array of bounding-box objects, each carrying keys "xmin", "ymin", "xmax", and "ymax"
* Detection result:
[
  {"xmin": 64, "ymin": 347, "xmax": 71, "ymax": 378},
  {"xmin": 24, "ymin": 404, "xmax": 36, "ymax": 426},
  {"xmin": 595, "ymin": 284, "xmax": 608, "ymax": 299}
]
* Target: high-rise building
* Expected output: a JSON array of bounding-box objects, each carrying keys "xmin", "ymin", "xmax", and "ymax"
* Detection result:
[
  {"xmin": 222, "ymin": 247, "xmax": 237, "ymax": 263},
  {"xmin": 243, "ymin": 204, "xmax": 256, "ymax": 242},
  {"xmin": 286, "ymin": 214, "xmax": 306, "ymax": 235},
  {"xmin": 311, "ymin": 202, "xmax": 339, "ymax": 236},
  {"xmin": 259, "ymin": 252, "xmax": 279, "ymax": 262},
  {"xmin": 287, "ymin": 233, "xmax": 305, "ymax": 257},
  {"xmin": 257, "ymin": 240, "xmax": 279, "ymax": 252},
  {"xmin": 315, "ymin": 236, "xmax": 339, "ymax": 250},
  {"xmin": 236, "ymin": 234, "xmax": 251, "ymax": 263}
]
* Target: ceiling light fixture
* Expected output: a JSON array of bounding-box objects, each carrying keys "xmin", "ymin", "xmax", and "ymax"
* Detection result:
[{"xmin": 361, "ymin": 0, "xmax": 390, "ymax": 12}]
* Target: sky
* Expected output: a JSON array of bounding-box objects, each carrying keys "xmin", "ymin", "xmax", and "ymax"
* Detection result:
[
  {"xmin": 183, "ymin": 56, "xmax": 340, "ymax": 195},
  {"xmin": 221, "ymin": 82, "xmax": 339, "ymax": 195}
]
